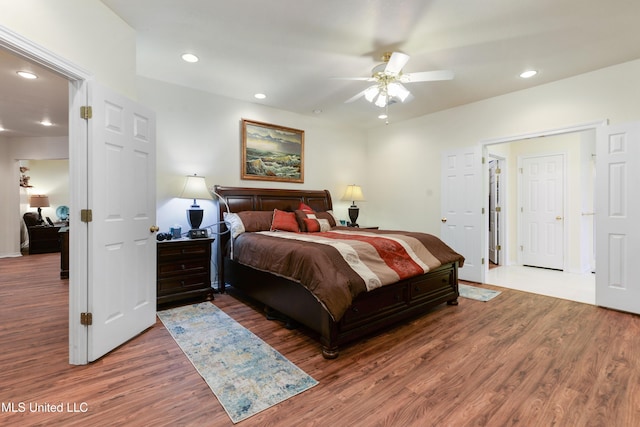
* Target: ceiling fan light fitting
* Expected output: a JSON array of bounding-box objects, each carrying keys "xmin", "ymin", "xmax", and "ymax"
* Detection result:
[
  {"xmin": 387, "ymin": 82, "xmax": 410, "ymax": 102},
  {"xmin": 374, "ymin": 93, "xmax": 387, "ymax": 108},
  {"xmin": 364, "ymin": 86, "xmax": 379, "ymax": 102}
]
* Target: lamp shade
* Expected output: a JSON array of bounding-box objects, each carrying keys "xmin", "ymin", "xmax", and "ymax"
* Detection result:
[
  {"xmin": 29, "ymin": 194, "xmax": 50, "ymax": 208},
  {"xmin": 179, "ymin": 175, "xmax": 212, "ymax": 201},
  {"xmin": 341, "ymin": 185, "xmax": 365, "ymax": 203}
]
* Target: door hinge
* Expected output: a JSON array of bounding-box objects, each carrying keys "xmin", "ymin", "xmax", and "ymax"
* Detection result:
[
  {"xmin": 80, "ymin": 209, "xmax": 93, "ymax": 223},
  {"xmin": 80, "ymin": 106, "xmax": 92, "ymax": 120},
  {"xmin": 496, "ymin": 168, "xmax": 501, "ymax": 174},
  {"xmin": 482, "ymin": 207, "xmax": 485, "ymax": 214},
  {"xmin": 496, "ymin": 206, "xmax": 501, "ymax": 212},
  {"xmin": 482, "ymin": 157, "xmax": 486, "ymax": 164},
  {"xmin": 520, "ymin": 245, "xmax": 524, "ymax": 251},
  {"xmin": 80, "ymin": 312, "xmax": 93, "ymax": 326},
  {"xmin": 481, "ymin": 258, "xmax": 485, "ymax": 265},
  {"xmin": 497, "ymin": 245, "xmax": 502, "ymax": 251}
]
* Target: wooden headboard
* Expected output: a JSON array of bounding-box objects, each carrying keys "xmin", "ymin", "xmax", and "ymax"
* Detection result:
[{"xmin": 212, "ymin": 185, "xmax": 333, "ymax": 289}]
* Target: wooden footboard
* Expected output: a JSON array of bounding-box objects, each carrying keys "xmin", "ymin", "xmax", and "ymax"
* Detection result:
[{"xmin": 224, "ymin": 257, "xmax": 459, "ymax": 358}]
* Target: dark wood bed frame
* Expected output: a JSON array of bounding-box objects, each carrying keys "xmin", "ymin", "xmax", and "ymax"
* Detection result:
[{"xmin": 214, "ymin": 185, "xmax": 459, "ymax": 359}]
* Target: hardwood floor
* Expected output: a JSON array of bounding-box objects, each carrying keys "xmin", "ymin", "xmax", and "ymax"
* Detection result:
[{"xmin": 1, "ymin": 253, "xmax": 640, "ymax": 426}]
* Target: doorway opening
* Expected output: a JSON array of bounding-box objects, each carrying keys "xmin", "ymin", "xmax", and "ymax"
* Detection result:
[
  {"xmin": 482, "ymin": 121, "xmax": 603, "ymax": 303},
  {"xmin": 1, "ymin": 26, "xmax": 90, "ymax": 364}
]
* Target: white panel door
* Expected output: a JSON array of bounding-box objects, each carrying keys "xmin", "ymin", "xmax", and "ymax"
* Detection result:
[
  {"xmin": 88, "ymin": 82, "xmax": 157, "ymax": 361},
  {"xmin": 596, "ymin": 123, "xmax": 640, "ymax": 314},
  {"xmin": 521, "ymin": 154, "xmax": 564, "ymax": 270},
  {"xmin": 441, "ymin": 147, "xmax": 483, "ymax": 283}
]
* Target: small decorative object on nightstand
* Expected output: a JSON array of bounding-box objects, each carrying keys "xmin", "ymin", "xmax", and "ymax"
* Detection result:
[{"xmin": 156, "ymin": 237, "xmax": 214, "ymax": 307}]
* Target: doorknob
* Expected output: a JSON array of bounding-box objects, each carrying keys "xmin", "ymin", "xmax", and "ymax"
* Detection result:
[
  {"xmin": 150, "ymin": 225, "xmax": 159, "ymax": 233},
  {"xmin": 441, "ymin": 217, "xmax": 447, "ymax": 223}
]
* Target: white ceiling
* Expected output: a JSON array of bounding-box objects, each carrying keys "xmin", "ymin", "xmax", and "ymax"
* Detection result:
[
  {"xmin": 0, "ymin": 48, "xmax": 69, "ymax": 138},
  {"xmin": 4, "ymin": 0, "xmax": 640, "ymax": 137}
]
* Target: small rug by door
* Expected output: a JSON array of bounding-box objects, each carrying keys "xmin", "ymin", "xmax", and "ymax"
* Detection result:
[
  {"xmin": 157, "ymin": 302, "xmax": 318, "ymax": 423},
  {"xmin": 458, "ymin": 283, "xmax": 502, "ymax": 302}
]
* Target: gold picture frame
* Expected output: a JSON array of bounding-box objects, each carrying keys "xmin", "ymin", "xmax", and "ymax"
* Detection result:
[{"xmin": 241, "ymin": 119, "xmax": 304, "ymax": 183}]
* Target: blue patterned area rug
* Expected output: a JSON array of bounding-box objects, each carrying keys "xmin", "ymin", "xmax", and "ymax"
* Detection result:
[
  {"xmin": 458, "ymin": 283, "xmax": 502, "ymax": 302},
  {"xmin": 157, "ymin": 302, "xmax": 318, "ymax": 423}
]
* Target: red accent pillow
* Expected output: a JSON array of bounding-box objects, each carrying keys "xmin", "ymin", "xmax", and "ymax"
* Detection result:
[
  {"xmin": 299, "ymin": 202, "xmax": 314, "ymax": 212},
  {"xmin": 303, "ymin": 218, "xmax": 321, "ymax": 232},
  {"xmin": 271, "ymin": 209, "xmax": 300, "ymax": 232}
]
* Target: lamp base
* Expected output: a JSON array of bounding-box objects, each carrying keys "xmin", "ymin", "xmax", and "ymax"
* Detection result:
[
  {"xmin": 348, "ymin": 205, "xmax": 359, "ymax": 228},
  {"xmin": 187, "ymin": 207, "xmax": 204, "ymax": 230}
]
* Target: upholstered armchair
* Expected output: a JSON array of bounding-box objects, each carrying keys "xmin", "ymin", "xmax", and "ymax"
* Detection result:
[{"xmin": 23, "ymin": 212, "xmax": 61, "ymax": 254}]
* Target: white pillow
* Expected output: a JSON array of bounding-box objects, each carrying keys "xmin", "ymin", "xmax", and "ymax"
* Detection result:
[
  {"xmin": 224, "ymin": 212, "xmax": 245, "ymax": 238},
  {"xmin": 317, "ymin": 218, "xmax": 331, "ymax": 232}
]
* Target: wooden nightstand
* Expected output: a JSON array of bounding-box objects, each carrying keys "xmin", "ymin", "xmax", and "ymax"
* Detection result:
[{"xmin": 156, "ymin": 238, "xmax": 214, "ymax": 307}]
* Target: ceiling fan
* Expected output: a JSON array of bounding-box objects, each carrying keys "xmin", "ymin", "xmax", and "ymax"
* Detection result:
[{"xmin": 339, "ymin": 52, "xmax": 454, "ymax": 108}]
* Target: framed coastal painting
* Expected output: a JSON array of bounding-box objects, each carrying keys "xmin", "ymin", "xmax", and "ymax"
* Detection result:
[{"xmin": 241, "ymin": 119, "xmax": 304, "ymax": 183}]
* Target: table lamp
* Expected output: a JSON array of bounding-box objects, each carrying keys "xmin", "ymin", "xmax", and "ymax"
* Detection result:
[
  {"xmin": 179, "ymin": 174, "xmax": 212, "ymax": 236},
  {"xmin": 341, "ymin": 185, "xmax": 365, "ymax": 227},
  {"xmin": 29, "ymin": 194, "xmax": 50, "ymax": 225}
]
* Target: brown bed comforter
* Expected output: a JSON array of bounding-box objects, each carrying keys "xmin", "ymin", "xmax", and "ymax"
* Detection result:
[{"xmin": 231, "ymin": 228, "xmax": 465, "ymax": 321}]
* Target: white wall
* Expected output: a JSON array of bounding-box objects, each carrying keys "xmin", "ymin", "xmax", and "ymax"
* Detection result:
[
  {"xmin": 0, "ymin": 0, "xmax": 137, "ymax": 98},
  {"xmin": 136, "ymin": 77, "xmax": 369, "ymax": 234},
  {"xmin": 0, "ymin": 136, "xmax": 20, "ymax": 256},
  {"xmin": 366, "ymin": 59, "xmax": 640, "ymax": 237}
]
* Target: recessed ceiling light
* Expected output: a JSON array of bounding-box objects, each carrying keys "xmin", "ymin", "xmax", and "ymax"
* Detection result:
[
  {"xmin": 313, "ymin": 109, "xmax": 322, "ymax": 114},
  {"xmin": 40, "ymin": 120, "xmax": 53, "ymax": 127},
  {"xmin": 181, "ymin": 53, "xmax": 199, "ymax": 63},
  {"xmin": 17, "ymin": 71, "xmax": 37, "ymax": 79},
  {"xmin": 254, "ymin": 93, "xmax": 266, "ymax": 99},
  {"xmin": 378, "ymin": 114, "xmax": 388, "ymax": 120},
  {"xmin": 520, "ymin": 70, "xmax": 538, "ymax": 79},
  {"xmin": 0, "ymin": 125, "xmax": 5, "ymax": 131}
]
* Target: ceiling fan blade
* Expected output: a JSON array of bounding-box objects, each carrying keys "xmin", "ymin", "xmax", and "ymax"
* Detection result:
[
  {"xmin": 400, "ymin": 70, "xmax": 454, "ymax": 83},
  {"xmin": 345, "ymin": 88, "xmax": 369, "ymax": 103},
  {"xmin": 384, "ymin": 52, "xmax": 410, "ymax": 75},
  {"xmin": 331, "ymin": 76, "xmax": 376, "ymax": 81}
]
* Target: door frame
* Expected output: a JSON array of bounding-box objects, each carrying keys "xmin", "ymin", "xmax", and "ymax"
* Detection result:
[
  {"xmin": 0, "ymin": 25, "xmax": 93, "ymax": 364},
  {"xmin": 479, "ymin": 120, "xmax": 607, "ymax": 280}
]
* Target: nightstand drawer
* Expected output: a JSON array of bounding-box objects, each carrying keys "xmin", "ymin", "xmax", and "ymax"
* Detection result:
[
  {"xmin": 158, "ymin": 242, "xmax": 210, "ymax": 260},
  {"xmin": 158, "ymin": 259, "xmax": 209, "ymax": 278},
  {"xmin": 158, "ymin": 273, "xmax": 211, "ymax": 295}
]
